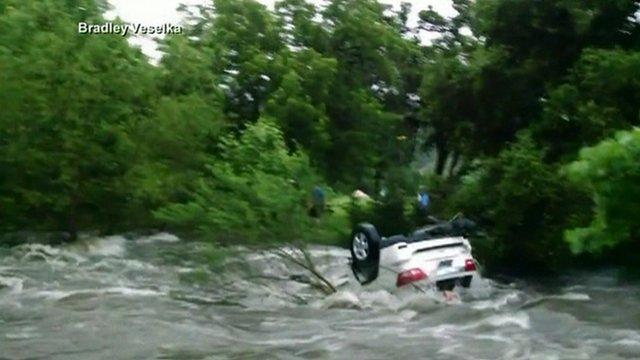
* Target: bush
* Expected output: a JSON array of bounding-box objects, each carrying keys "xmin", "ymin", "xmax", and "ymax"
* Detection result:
[
  {"xmin": 450, "ymin": 133, "xmax": 588, "ymax": 274},
  {"xmin": 564, "ymin": 128, "xmax": 640, "ymax": 262},
  {"xmin": 154, "ymin": 118, "xmax": 337, "ymax": 245}
]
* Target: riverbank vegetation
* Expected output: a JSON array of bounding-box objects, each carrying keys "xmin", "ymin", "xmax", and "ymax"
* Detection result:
[{"xmin": 1, "ymin": 0, "xmax": 639, "ymax": 275}]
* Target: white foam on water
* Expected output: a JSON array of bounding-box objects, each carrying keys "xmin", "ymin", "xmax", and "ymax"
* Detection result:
[
  {"xmin": 612, "ymin": 330, "xmax": 640, "ymax": 344},
  {"xmin": 436, "ymin": 342, "xmax": 464, "ymax": 356},
  {"xmin": 33, "ymin": 286, "xmax": 164, "ymax": 301},
  {"xmin": 136, "ymin": 232, "xmax": 180, "ymax": 244},
  {"xmin": 105, "ymin": 286, "xmax": 164, "ymax": 297},
  {"xmin": 86, "ymin": 258, "xmax": 159, "ymax": 273},
  {"xmin": 85, "ymin": 236, "xmax": 127, "ymax": 257},
  {"xmin": 122, "ymin": 259, "xmax": 159, "ymax": 271},
  {"xmin": 19, "ymin": 243, "xmax": 60, "ymax": 256},
  {"xmin": 315, "ymin": 290, "xmax": 362, "ymax": 310},
  {"xmin": 358, "ymin": 289, "xmax": 400, "ymax": 310},
  {"xmin": 613, "ymin": 339, "xmax": 640, "ymax": 347},
  {"xmin": 399, "ymin": 293, "xmax": 448, "ymax": 312},
  {"xmin": 307, "ymin": 246, "xmax": 350, "ymax": 259},
  {"xmin": 6, "ymin": 243, "xmax": 87, "ymax": 269},
  {"xmin": 399, "ymin": 309, "xmax": 418, "ymax": 321},
  {"xmin": 549, "ymin": 292, "xmax": 591, "ymax": 301},
  {"xmin": 58, "ymin": 251, "xmax": 87, "ymax": 264},
  {"xmin": 5, "ymin": 333, "xmax": 32, "ymax": 340},
  {"xmin": 484, "ymin": 311, "xmax": 531, "ymax": 329},
  {"xmin": 0, "ymin": 275, "xmax": 23, "ymax": 293},
  {"xmin": 5, "ymin": 327, "xmax": 39, "ymax": 340},
  {"xmin": 447, "ymin": 311, "xmax": 531, "ymax": 333},
  {"xmin": 472, "ymin": 333, "xmax": 514, "ymax": 344},
  {"xmin": 242, "ymin": 293, "xmax": 292, "ymax": 309},
  {"xmin": 19, "ymin": 243, "xmax": 62, "ymax": 262},
  {"xmin": 428, "ymin": 323, "xmax": 462, "ymax": 340},
  {"xmin": 563, "ymin": 284, "xmax": 586, "ymax": 292},
  {"xmin": 248, "ymin": 334, "xmax": 328, "ymax": 347},
  {"xmin": 471, "ymin": 291, "xmax": 521, "ymax": 310},
  {"xmin": 31, "ymin": 289, "xmax": 94, "ymax": 301}
]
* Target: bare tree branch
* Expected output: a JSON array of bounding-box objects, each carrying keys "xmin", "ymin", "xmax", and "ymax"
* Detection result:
[{"xmin": 272, "ymin": 245, "xmax": 337, "ymax": 295}]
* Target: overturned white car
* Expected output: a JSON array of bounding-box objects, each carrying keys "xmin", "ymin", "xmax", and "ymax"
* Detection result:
[{"xmin": 350, "ymin": 218, "xmax": 479, "ymax": 291}]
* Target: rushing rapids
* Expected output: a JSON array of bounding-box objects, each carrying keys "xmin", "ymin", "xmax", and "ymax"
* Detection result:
[{"xmin": 1, "ymin": 233, "xmax": 639, "ymax": 359}]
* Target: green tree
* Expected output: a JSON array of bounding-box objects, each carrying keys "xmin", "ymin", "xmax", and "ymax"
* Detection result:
[
  {"xmin": 461, "ymin": 0, "xmax": 640, "ymax": 155},
  {"xmin": 125, "ymin": 94, "xmax": 226, "ymax": 225},
  {"xmin": 416, "ymin": 0, "xmax": 478, "ymax": 174},
  {"xmin": 451, "ymin": 134, "xmax": 587, "ymax": 273},
  {"xmin": 154, "ymin": 119, "xmax": 320, "ymax": 244},
  {"xmin": 532, "ymin": 49, "xmax": 640, "ymax": 161},
  {"xmin": 319, "ymin": 0, "xmax": 420, "ymax": 187},
  {"xmin": 265, "ymin": 70, "xmax": 331, "ymax": 163},
  {"xmin": 419, "ymin": 55, "xmax": 475, "ymax": 176},
  {"xmin": 564, "ymin": 128, "xmax": 640, "ymax": 259},
  {"xmin": 275, "ymin": 0, "xmax": 330, "ymax": 51},
  {"xmin": 0, "ymin": 0, "xmax": 155, "ymax": 237},
  {"xmin": 205, "ymin": 0, "xmax": 285, "ymax": 124}
]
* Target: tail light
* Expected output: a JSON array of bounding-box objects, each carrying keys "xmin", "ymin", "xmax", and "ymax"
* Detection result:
[
  {"xmin": 465, "ymin": 259, "xmax": 477, "ymax": 272},
  {"xmin": 396, "ymin": 268, "xmax": 427, "ymax": 287}
]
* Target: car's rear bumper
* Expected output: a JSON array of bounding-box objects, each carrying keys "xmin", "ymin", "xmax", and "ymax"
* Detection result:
[
  {"xmin": 432, "ymin": 270, "xmax": 476, "ymax": 283},
  {"xmin": 394, "ymin": 271, "xmax": 476, "ymax": 291}
]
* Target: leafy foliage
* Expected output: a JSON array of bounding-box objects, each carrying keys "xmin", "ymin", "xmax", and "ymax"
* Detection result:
[
  {"xmin": 0, "ymin": 0, "xmax": 155, "ymax": 236},
  {"xmin": 154, "ymin": 119, "xmax": 320, "ymax": 244},
  {"xmin": 2, "ymin": 0, "xmax": 640, "ymax": 274},
  {"xmin": 532, "ymin": 49, "xmax": 640, "ymax": 160},
  {"xmin": 564, "ymin": 128, "xmax": 640, "ymax": 256},
  {"xmin": 451, "ymin": 134, "xmax": 588, "ymax": 272}
]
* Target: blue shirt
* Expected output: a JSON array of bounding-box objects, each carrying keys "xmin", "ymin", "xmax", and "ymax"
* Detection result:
[
  {"xmin": 418, "ymin": 192, "xmax": 430, "ymax": 209},
  {"xmin": 313, "ymin": 186, "xmax": 325, "ymax": 204}
]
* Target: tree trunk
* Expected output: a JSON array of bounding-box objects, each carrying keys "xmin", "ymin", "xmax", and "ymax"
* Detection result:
[
  {"xmin": 448, "ymin": 151, "xmax": 460, "ymax": 178},
  {"xmin": 435, "ymin": 142, "xmax": 449, "ymax": 176}
]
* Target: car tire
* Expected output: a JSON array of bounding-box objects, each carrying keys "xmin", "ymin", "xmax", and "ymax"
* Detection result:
[
  {"xmin": 350, "ymin": 223, "xmax": 381, "ymax": 285},
  {"xmin": 460, "ymin": 275, "xmax": 472, "ymax": 288}
]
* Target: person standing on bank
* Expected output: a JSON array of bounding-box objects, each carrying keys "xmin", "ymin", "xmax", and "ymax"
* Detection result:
[
  {"xmin": 309, "ymin": 186, "xmax": 326, "ymax": 218},
  {"xmin": 415, "ymin": 187, "xmax": 431, "ymax": 224}
]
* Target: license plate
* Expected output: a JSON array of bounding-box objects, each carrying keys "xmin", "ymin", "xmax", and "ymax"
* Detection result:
[{"xmin": 438, "ymin": 260, "xmax": 452, "ymax": 268}]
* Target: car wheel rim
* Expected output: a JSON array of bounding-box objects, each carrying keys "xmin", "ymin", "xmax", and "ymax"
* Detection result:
[{"xmin": 353, "ymin": 233, "xmax": 369, "ymax": 260}]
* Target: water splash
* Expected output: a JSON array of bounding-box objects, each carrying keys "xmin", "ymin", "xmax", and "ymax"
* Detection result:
[{"xmin": 0, "ymin": 235, "xmax": 639, "ymax": 359}]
